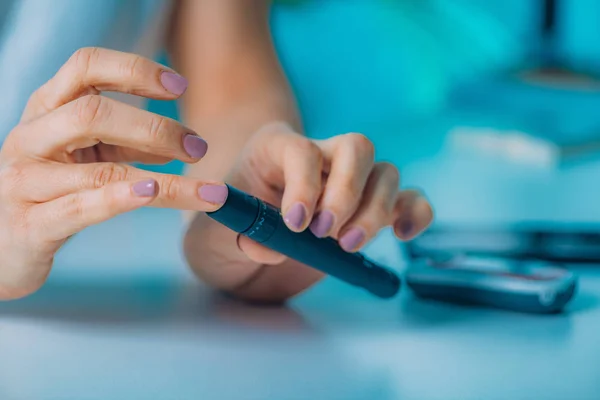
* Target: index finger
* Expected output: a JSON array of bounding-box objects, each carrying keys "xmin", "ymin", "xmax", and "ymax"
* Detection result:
[{"xmin": 22, "ymin": 47, "xmax": 188, "ymax": 122}]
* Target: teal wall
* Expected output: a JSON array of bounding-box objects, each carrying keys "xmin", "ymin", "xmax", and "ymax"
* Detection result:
[
  {"xmin": 146, "ymin": 0, "xmax": 525, "ymax": 175},
  {"xmin": 146, "ymin": 0, "xmax": 600, "ymax": 176}
]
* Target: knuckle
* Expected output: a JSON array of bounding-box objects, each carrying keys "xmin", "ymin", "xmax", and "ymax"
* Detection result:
[
  {"xmin": 64, "ymin": 193, "xmax": 85, "ymax": 219},
  {"xmin": 21, "ymin": 208, "xmax": 37, "ymax": 240},
  {"xmin": 145, "ymin": 115, "xmax": 169, "ymax": 143},
  {"xmin": 252, "ymin": 125, "xmax": 271, "ymax": 142},
  {"xmin": 91, "ymin": 163, "xmax": 129, "ymax": 188},
  {"xmin": 119, "ymin": 54, "xmax": 143, "ymax": 80},
  {"xmin": 293, "ymin": 137, "xmax": 319, "ymax": 155},
  {"xmin": 291, "ymin": 139, "xmax": 323, "ymax": 166},
  {"xmin": 72, "ymin": 94, "xmax": 106, "ymax": 129},
  {"xmin": 337, "ymin": 178, "xmax": 362, "ymax": 201},
  {"xmin": 158, "ymin": 175, "xmax": 181, "ymax": 202},
  {"xmin": 0, "ymin": 162, "xmax": 27, "ymax": 199},
  {"xmin": 378, "ymin": 162, "xmax": 400, "ymax": 186},
  {"xmin": 255, "ymin": 121, "xmax": 291, "ymax": 139},
  {"xmin": 345, "ymin": 132, "xmax": 375, "ymax": 158},
  {"xmin": 101, "ymin": 186, "xmax": 124, "ymax": 211},
  {"xmin": 69, "ymin": 47, "xmax": 101, "ymax": 76},
  {"xmin": 2, "ymin": 127, "xmax": 26, "ymax": 156},
  {"xmin": 7, "ymin": 206, "xmax": 34, "ymax": 245},
  {"xmin": 26, "ymin": 86, "xmax": 53, "ymax": 115}
]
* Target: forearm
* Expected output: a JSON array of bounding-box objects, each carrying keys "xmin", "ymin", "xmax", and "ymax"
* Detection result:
[
  {"xmin": 168, "ymin": 0, "xmax": 318, "ymax": 302},
  {"xmin": 169, "ymin": 0, "xmax": 301, "ymax": 182}
]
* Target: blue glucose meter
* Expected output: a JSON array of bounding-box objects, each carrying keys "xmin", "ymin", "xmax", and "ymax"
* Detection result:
[{"xmin": 405, "ymin": 255, "xmax": 577, "ymax": 313}]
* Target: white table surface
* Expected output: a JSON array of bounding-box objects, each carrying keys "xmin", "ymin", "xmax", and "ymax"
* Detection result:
[{"xmin": 1, "ymin": 205, "xmax": 599, "ymax": 400}]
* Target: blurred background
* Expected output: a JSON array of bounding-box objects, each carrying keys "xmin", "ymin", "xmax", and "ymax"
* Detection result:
[{"xmin": 145, "ymin": 0, "xmax": 600, "ymax": 234}]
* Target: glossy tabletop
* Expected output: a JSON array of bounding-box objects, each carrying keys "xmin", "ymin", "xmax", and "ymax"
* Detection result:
[{"xmin": 1, "ymin": 206, "xmax": 599, "ymax": 400}]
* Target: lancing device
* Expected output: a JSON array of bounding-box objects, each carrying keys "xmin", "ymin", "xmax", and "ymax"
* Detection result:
[{"xmin": 207, "ymin": 185, "xmax": 401, "ymax": 299}]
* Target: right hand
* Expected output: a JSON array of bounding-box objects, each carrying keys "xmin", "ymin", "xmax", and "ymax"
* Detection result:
[{"xmin": 0, "ymin": 47, "xmax": 228, "ymax": 300}]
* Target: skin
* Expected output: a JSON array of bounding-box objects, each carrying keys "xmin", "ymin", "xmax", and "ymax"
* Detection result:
[
  {"xmin": 171, "ymin": 0, "xmax": 434, "ymax": 303},
  {"xmin": 0, "ymin": 48, "xmax": 225, "ymax": 300},
  {"xmin": 0, "ymin": 1, "xmax": 433, "ymax": 302}
]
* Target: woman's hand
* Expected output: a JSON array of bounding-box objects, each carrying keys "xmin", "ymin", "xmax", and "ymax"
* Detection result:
[
  {"xmin": 184, "ymin": 122, "xmax": 433, "ymax": 303},
  {"xmin": 0, "ymin": 47, "xmax": 227, "ymax": 300}
]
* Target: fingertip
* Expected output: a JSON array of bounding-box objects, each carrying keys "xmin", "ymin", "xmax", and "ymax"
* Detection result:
[
  {"xmin": 412, "ymin": 197, "xmax": 434, "ymax": 236},
  {"xmin": 182, "ymin": 134, "xmax": 208, "ymax": 160},
  {"xmin": 160, "ymin": 70, "xmax": 188, "ymax": 97},
  {"xmin": 393, "ymin": 216, "xmax": 432, "ymax": 242},
  {"xmin": 393, "ymin": 193, "xmax": 434, "ymax": 241},
  {"xmin": 282, "ymin": 202, "xmax": 309, "ymax": 232},
  {"xmin": 393, "ymin": 219, "xmax": 414, "ymax": 241},
  {"xmin": 339, "ymin": 227, "xmax": 366, "ymax": 252},
  {"xmin": 198, "ymin": 183, "xmax": 229, "ymax": 211},
  {"xmin": 309, "ymin": 210, "xmax": 335, "ymax": 238},
  {"xmin": 416, "ymin": 196, "xmax": 434, "ymax": 223}
]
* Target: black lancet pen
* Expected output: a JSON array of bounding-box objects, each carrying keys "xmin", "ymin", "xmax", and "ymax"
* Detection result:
[{"xmin": 207, "ymin": 185, "xmax": 401, "ymax": 299}]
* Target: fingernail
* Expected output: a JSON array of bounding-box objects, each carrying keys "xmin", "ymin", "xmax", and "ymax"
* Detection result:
[
  {"xmin": 199, "ymin": 184, "xmax": 228, "ymax": 204},
  {"xmin": 132, "ymin": 179, "xmax": 157, "ymax": 197},
  {"xmin": 160, "ymin": 71, "xmax": 188, "ymax": 95},
  {"xmin": 339, "ymin": 227, "xmax": 366, "ymax": 252},
  {"xmin": 309, "ymin": 211, "xmax": 335, "ymax": 238},
  {"xmin": 398, "ymin": 220, "xmax": 413, "ymax": 237},
  {"xmin": 183, "ymin": 134, "xmax": 208, "ymax": 159},
  {"xmin": 284, "ymin": 203, "xmax": 307, "ymax": 230}
]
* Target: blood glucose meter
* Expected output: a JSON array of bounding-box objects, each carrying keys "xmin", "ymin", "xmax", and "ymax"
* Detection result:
[{"xmin": 405, "ymin": 255, "xmax": 577, "ymax": 313}]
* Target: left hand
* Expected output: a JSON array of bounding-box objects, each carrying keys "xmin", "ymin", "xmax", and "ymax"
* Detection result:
[{"xmin": 184, "ymin": 122, "xmax": 433, "ymax": 302}]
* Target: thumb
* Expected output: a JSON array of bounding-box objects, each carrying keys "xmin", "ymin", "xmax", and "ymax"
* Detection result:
[{"xmin": 237, "ymin": 235, "xmax": 288, "ymax": 266}]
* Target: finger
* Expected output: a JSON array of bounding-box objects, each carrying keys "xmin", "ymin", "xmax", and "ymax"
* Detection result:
[
  {"xmin": 310, "ymin": 133, "xmax": 375, "ymax": 238},
  {"xmin": 73, "ymin": 143, "xmax": 173, "ymax": 164},
  {"xmin": 16, "ymin": 95, "xmax": 207, "ymax": 163},
  {"xmin": 393, "ymin": 191, "xmax": 434, "ymax": 241},
  {"xmin": 280, "ymin": 139, "xmax": 323, "ymax": 232},
  {"xmin": 23, "ymin": 47, "xmax": 188, "ymax": 122},
  {"xmin": 237, "ymin": 236, "xmax": 288, "ymax": 265},
  {"xmin": 336, "ymin": 162, "xmax": 400, "ymax": 252},
  {"xmin": 254, "ymin": 128, "xmax": 323, "ymax": 232},
  {"xmin": 29, "ymin": 179, "xmax": 159, "ymax": 242},
  {"xmin": 10, "ymin": 161, "xmax": 228, "ymax": 210}
]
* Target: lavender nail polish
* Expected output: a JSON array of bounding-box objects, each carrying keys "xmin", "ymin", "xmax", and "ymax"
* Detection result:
[
  {"xmin": 309, "ymin": 211, "xmax": 335, "ymax": 238},
  {"xmin": 132, "ymin": 179, "xmax": 157, "ymax": 197},
  {"xmin": 284, "ymin": 203, "xmax": 306, "ymax": 230},
  {"xmin": 183, "ymin": 134, "xmax": 208, "ymax": 159},
  {"xmin": 199, "ymin": 184, "xmax": 228, "ymax": 204},
  {"xmin": 339, "ymin": 228, "xmax": 365, "ymax": 252},
  {"xmin": 160, "ymin": 71, "xmax": 188, "ymax": 95},
  {"xmin": 398, "ymin": 220, "xmax": 413, "ymax": 237}
]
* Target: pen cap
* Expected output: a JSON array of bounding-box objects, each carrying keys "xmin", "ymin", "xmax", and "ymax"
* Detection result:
[{"xmin": 206, "ymin": 185, "xmax": 260, "ymax": 234}]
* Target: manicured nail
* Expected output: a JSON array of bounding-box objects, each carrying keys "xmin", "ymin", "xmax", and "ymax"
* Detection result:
[
  {"xmin": 183, "ymin": 134, "xmax": 208, "ymax": 159},
  {"xmin": 160, "ymin": 71, "xmax": 188, "ymax": 95},
  {"xmin": 132, "ymin": 179, "xmax": 157, "ymax": 197},
  {"xmin": 284, "ymin": 203, "xmax": 307, "ymax": 230},
  {"xmin": 309, "ymin": 211, "xmax": 335, "ymax": 238},
  {"xmin": 199, "ymin": 184, "xmax": 228, "ymax": 204},
  {"xmin": 398, "ymin": 220, "xmax": 413, "ymax": 237},
  {"xmin": 339, "ymin": 227, "xmax": 366, "ymax": 252}
]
